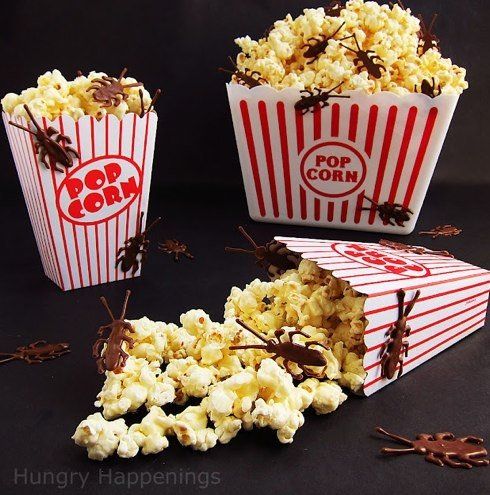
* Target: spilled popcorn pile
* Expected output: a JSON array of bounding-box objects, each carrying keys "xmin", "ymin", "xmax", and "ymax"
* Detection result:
[
  {"xmin": 233, "ymin": 0, "xmax": 468, "ymax": 94},
  {"xmin": 1, "ymin": 69, "xmax": 155, "ymax": 121},
  {"xmin": 73, "ymin": 260, "xmax": 367, "ymax": 460}
]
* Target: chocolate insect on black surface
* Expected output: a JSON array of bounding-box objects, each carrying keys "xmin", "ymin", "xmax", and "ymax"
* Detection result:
[
  {"xmin": 376, "ymin": 427, "xmax": 490, "ymax": 469},
  {"xmin": 361, "ymin": 197, "xmax": 413, "ymax": 227},
  {"xmin": 324, "ymin": 1, "xmax": 344, "ymax": 17},
  {"xmin": 302, "ymin": 21, "xmax": 345, "ymax": 64},
  {"xmin": 87, "ymin": 68, "xmax": 142, "ymax": 107},
  {"xmin": 115, "ymin": 212, "xmax": 161, "ymax": 275},
  {"xmin": 8, "ymin": 104, "xmax": 80, "ymax": 173},
  {"xmin": 294, "ymin": 83, "xmax": 350, "ymax": 115},
  {"xmin": 340, "ymin": 35, "xmax": 386, "ymax": 79},
  {"xmin": 225, "ymin": 226, "xmax": 300, "ymax": 279},
  {"xmin": 138, "ymin": 88, "xmax": 162, "ymax": 118},
  {"xmin": 0, "ymin": 341, "xmax": 70, "ymax": 365},
  {"xmin": 416, "ymin": 78, "xmax": 441, "ymax": 98},
  {"xmin": 93, "ymin": 290, "xmax": 134, "ymax": 374},
  {"xmin": 378, "ymin": 239, "xmax": 454, "ymax": 258},
  {"xmin": 230, "ymin": 319, "xmax": 329, "ymax": 381},
  {"xmin": 219, "ymin": 57, "xmax": 266, "ymax": 88},
  {"xmin": 418, "ymin": 14, "xmax": 440, "ymax": 55},
  {"xmin": 419, "ymin": 224, "xmax": 462, "ymax": 239},
  {"xmin": 158, "ymin": 239, "xmax": 194, "ymax": 262},
  {"xmin": 379, "ymin": 289, "xmax": 420, "ymax": 379}
]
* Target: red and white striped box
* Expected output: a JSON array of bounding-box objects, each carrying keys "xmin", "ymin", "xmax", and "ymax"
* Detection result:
[
  {"xmin": 2, "ymin": 111, "xmax": 158, "ymax": 291},
  {"xmin": 227, "ymin": 85, "xmax": 459, "ymax": 234},
  {"xmin": 276, "ymin": 236, "xmax": 490, "ymax": 396}
]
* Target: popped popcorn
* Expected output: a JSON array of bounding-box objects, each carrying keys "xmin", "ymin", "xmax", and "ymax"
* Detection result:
[
  {"xmin": 233, "ymin": 1, "xmax": 468, "ymax": 94},
  {"xmin": 74, "ymin": 256, "xmax": 372, "ymax": 460},
  {"xmin": 118, "ymin": 406, "xmax": 174, "ymax": 458},
  {"xmin": 72, "ymin": 413, "xmax": 127, "ymax": 461},
  {"xmin": 225, "ymin": 259, "xmax": 368, "ymax": 389},
  {"xmin": 95, "ymin": 356, "xmax": 175, "ymax": 419},
  {"xmin": 2, "ymin": 69, "xmax": 155, "ymax": 121},
  {"xmin": 173, "ymin": 405, "xmax": 218, "ymax": 451}
]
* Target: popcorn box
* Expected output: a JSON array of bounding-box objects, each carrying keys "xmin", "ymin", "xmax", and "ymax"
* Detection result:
[
  {"xmin": 227, "ymin": 85, "xmax": 459, "ymax": 234},
  {"xmin": 276, "ymin": 236, "xmax": 490, "ymax": 395},
  {"xmin": 2, "ymin": 111, "xmax": 158, "ymax": 290}
]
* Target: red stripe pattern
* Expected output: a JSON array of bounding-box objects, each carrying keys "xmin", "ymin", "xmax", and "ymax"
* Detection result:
[
  {"xmin": 229, "ymin": 87, "xmax": 459, "ymax": 232},
  {"xmin": 274, "ymin": 236, "xmax": 490, "ymax": 396},
  {"xmin": 2, "ymin": 111, "xmax": 158, "ymax": 290}
]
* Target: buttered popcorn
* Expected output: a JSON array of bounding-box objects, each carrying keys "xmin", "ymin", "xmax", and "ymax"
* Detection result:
[
  {"xmin": 1, "ymin": 69, "xmax": 155, "ymax": 121},
  {"xmin": 233, "ymin": 1, "xmax": 467, "ymax": 95},
  {"xmin": 74, "ymin": 259, "xmax": 368, "ymax": 460}
]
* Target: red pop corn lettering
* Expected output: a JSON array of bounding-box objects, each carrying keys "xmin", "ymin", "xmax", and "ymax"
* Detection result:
[
  {"xmin": 104, "ymin": 163, "xmax": 122, "ymax": 183},
  {"xmin": 63, "ymin": 161, "xmax": 139, "ymax": 220}
]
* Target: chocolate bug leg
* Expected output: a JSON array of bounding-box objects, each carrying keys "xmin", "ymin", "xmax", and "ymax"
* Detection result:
[
  {"xmin": 379, "ymin": 342, "xmax": 387, "ymax": 357},
  {"xmin": 434, "ymin": 433, "xmax": 455, "ymax": 441},
  {"xmin": 97, "ymin": 325, "xmax": 111, "ymax": 337},
  {"xmin": 39, "ymin": 148, "xmax": 50, "ymax": 170},
  {"xmin": 459, "ymin": 436, "xmax": 484, "ymax": 444},
  {"xmin": 442, "ymin": 456, "xmax": 471, "ymax": 469},
  {"xmin": 92, "ymin": 338, "xmax": 107, "ymax": 357},
  {"xmin": 425, "ymin": 453, "xmax": 444, "ymax": 467},
  {"xmin": 397, "ymin": 356, "xmax": 404, "ymax": 378},
  {"xmin": 24, "ymin": 356, "xmax": 43, "ymax": 364},
  {"xmin": 380, "ymin": 447, "xmax": 416, "ymax": 455},
  {"xmin": 0, "ymin": 353, "xmax": 17, "ymax": 364},
  {"xmin": 464, "ymin": 453, "xmax": 490, "ymax": 467}
]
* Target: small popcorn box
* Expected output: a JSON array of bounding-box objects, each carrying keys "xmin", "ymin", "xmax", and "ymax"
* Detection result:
[
  {"xmin": 276, "ymin": 237, "xmax": 490, "ymax": 396},
  {"xmin": 226, "ymin": 85, "xmax": 459, "ymax": 234},
  {"xmin": 2, "ymin": 111, "xmax": 158, "ymax": 290}
]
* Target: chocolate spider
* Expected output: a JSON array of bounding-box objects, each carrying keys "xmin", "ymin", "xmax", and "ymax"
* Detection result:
[
  {"xmin": 158, "ymin": 239, "xmax": 194, "ymax": 262},
  {"xmin": 87, "ymin": 68, "xmax": 142, "ymax": 108}
]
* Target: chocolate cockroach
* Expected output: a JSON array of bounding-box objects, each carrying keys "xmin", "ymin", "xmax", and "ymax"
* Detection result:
[
  {"xmin": 418, "ymin": 14, "xmax": 440, "ymax": 55},
  {"xmin": 360, "ymin": 196, "xmax": 413, "ymax": 227},
  {"xmin": 115, "ymin": 212, "xmax": 161, "ymax": 275},
  {"xmin": 230, "ymin": 319, "xmax": 329, "ymax": 381},
  {"xmin": 92, "ymin": 290, "xmax": 134, "ymax": 374},
  {"xmin": 340, "ymin": 35, "xmax": 386, "ymax": 79},
  {"xmin": 302, "ymin": 21, "xmax": 345, "ymax": 64},
  {"xmin": 219, "ymin": 57, "xmax": 266, "ymax": 88},
  {"xmin": 294, "ymin": 82, "xmax": 350, "ymax": 114},
  {"xmin": 9, "ymin": 104, "xmax": 80, "ymax": 173},
  {"xmin": 379, "ymin": 289, "xmax": 420, "ymax": 379},
  {"xmin": 225, "ymin": 226, "xmax": 300, "ymax": 278},
  {"xmin": 376, "ymin": 427, "xmax": 490, "ymax": 469},
  {"xmin": 0, "ymin": 341, "xmax": 70, "ymax": 365}
]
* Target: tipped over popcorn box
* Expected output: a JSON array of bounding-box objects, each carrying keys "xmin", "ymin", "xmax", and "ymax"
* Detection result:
[
  {"xmin": 227, "ymin": 87, "xmax": 458, "ymax": 234},
  {"xmin": 2, "ymin": 69, "xmax": 159, "ymax": 290},
  {"xmin": 225, "ymin": 3, "xmax": 468, "ymax": 234},
  {"xmin": 275, "ymin": 237, "xmax": 489, "ymax": 395}
]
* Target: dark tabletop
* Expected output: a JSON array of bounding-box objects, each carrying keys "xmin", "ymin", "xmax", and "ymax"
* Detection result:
[{"xmin": 0, "ymin": 182, "xmax": 488, "ymax": 495}]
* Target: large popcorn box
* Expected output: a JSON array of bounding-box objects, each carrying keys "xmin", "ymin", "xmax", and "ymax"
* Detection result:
[
  {"xmin": 276, "ymin": 236, "xmax": 490, "ymax": 396},
  {"xmin": 2, "ymin": 111, "xmax": 158, "ymax": 290},
  {"xmin": 227, "ymin": 85, "xmax": 459, "ymax": 234}
]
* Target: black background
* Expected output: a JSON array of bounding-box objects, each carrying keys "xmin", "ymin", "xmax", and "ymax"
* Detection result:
[{"xmin": 0, "ymin": 1, "xmax": 489, "ymax": 494}]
